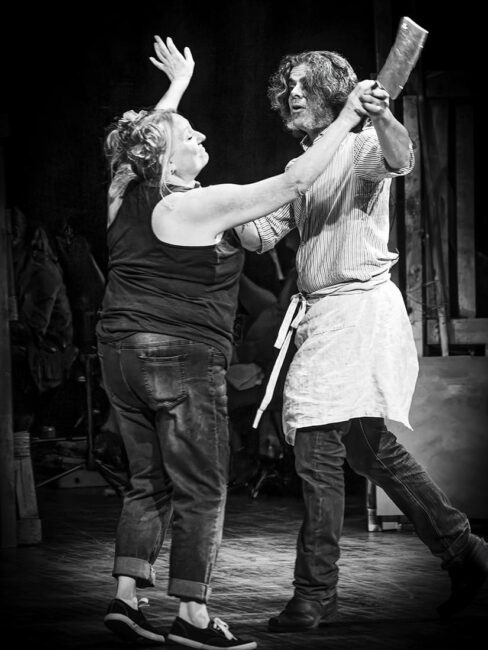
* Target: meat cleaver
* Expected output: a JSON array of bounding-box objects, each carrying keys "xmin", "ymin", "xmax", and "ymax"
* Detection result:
[{"xmin": 376, "ymin": 16, "xmax": 429, "ymax": 99}]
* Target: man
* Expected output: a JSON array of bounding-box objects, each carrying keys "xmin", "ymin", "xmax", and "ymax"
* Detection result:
[{"xmin": 237, "ymin": 49, "xmax": 488, "ymax": 631}]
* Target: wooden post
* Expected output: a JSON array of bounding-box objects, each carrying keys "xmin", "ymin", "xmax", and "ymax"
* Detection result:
[
  {"xmin": 14, "ymin": 431, "xmax": 42, "ymax": 545},
  {"xmin": 0, "ymin": 112, "xmax": 17, "ymax": 548},
  {"xmin": 455, "ymin": 103, "xmax": 476, "ymax": 317},
  {"xmin": 429, "ymin": 99, "xmax": 450, "ymax": 317},
  {"xmin": 403, "ymin": 96, "xmax": 424, "ymax": 356},
  {"xmin": 416, "ymin": 75, "xmax": 450, "ymax": 356}
]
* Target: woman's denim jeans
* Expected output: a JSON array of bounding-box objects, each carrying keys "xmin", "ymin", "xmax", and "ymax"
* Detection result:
[
  {"xmin": 293, "ymin": 417, "xmax": 473, "ymax": 603},
  {"xmin": 98, "ymin": 333, "xmax": 229, "ymax": 603}
]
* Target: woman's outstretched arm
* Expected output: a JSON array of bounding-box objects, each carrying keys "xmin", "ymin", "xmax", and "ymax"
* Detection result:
[{"xmin": 154, "ymin": 80, "xmax": 373, "ymax": 245}]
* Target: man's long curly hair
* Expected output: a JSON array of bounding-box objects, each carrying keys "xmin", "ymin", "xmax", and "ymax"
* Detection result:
[{"xmin": 268, "ymin": 50, "xmax": 358, "ymax": 136}]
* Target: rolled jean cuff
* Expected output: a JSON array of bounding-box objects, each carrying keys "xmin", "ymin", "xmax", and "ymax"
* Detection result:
[
  {"xmin": 168, "ymin": 577, "xmax": 212, "ymax": 603},
  {"xmin": 113, "ymin": 556, "xmax": 156, "ymax": 587},
  {"xmin": 442, "ymin": 530, "xmax": 476, "ymax": 569}
]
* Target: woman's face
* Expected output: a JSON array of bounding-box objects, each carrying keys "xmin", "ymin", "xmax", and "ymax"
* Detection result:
[{"xmin": 170, "ymin": 114, "xmax": 209, "ymax": 183}]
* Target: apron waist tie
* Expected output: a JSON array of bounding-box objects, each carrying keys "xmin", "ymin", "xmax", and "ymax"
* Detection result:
[{"xmin": 252, "ymin": 293, "xmax": 307, "ymax": 429}]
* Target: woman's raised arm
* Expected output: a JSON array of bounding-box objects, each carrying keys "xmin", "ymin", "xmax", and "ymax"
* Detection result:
[{"xmin": 150, "ymin": 36, "xmax": 194, "ymax": 111}]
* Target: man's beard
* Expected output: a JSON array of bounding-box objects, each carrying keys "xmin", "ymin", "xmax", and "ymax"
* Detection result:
[{"xmin": 285, "ymin": 103, "xmax": 335, "ymax": 135}]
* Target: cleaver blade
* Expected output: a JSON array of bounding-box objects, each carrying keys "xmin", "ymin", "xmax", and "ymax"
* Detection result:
[{"xmin": 377, "ymin": 16, "xmax": 429, "ymax": 99}]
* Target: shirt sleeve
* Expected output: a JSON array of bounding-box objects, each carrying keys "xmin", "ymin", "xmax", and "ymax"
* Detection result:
[
  {"xmin": 251, "ymin": 156, "xmax": 301, "ymax": 253},
  {"xmin": 354, "ymin": 127, "xmax": 414, "ymax": 180},
  {"xmin": 252, "ymin": 202, "xmax": 297, "ymax": 253}
]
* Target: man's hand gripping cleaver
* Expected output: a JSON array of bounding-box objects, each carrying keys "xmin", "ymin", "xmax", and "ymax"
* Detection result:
[{"xmin": 376, "ymin": 16, "xmax": 429, "ymax": 99}]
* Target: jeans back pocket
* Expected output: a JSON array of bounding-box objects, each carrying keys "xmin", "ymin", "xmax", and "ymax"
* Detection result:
[{"xmin": 138, "ymin": 352, "xmax": 188, "ymax": 410}]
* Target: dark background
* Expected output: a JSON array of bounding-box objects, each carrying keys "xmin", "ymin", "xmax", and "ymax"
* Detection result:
[{"xmin": 3, "ymin": 0, "xmax": 484, "ymax": 272}]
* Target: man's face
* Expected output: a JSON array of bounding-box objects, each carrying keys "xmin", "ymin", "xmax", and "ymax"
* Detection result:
[{"xmin": 287, "ymin": 64, "xmax": 332, "ymax": 138}]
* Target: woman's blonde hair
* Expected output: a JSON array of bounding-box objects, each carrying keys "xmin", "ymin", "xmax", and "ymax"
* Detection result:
[{"xmin": 104, "ymin": 109, "xmax": 177, "ymax": 197}]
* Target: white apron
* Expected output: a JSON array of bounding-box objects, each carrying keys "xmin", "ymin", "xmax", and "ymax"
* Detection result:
[{"xmin": 281, "ymin": 280, "xmax": 418, "ymax": 444}]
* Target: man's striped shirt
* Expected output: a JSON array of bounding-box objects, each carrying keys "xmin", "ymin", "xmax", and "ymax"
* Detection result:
[{"xmin": 253, "ymin": 126, "xmax": 414, "ymax": 295}]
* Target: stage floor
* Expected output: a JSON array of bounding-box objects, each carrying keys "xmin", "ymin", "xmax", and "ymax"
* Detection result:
[{"xmin": 2, "ymin": 483, "xmax": 487, "ymax": 649}]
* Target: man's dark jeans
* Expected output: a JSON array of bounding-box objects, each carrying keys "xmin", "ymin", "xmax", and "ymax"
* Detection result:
[
  {"xmin": 98, "ymin": 333, "xmax": 229, "ymax": 603},
  {"xmin": 293, "ymin": 417, "xmax": 472, "ymax": 602}
]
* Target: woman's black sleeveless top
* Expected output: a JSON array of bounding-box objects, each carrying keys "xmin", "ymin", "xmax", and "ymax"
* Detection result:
[{"xmin": 96, "ymin": 180, "xmax": 245, "ymax": 365}]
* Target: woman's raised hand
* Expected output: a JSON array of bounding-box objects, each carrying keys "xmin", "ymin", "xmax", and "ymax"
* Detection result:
[{"xmin": 150, "ymin": 36, "xmax": 194, "ymax": 83}]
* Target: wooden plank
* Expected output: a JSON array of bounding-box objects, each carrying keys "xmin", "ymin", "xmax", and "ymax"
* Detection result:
[
  {"xmin": 455, "ymin": 103, "xmax": 476, "ymax": 317},
  {"xmin": 14, "ymin": 432, "xmax": 40, "ymax": 520},
  {"xmin": 403, "ymin": 96, "xmax": 423, "ymax": 355},
  {"xmin": 15, "ymin": 460, "xmax": 40, "ymax": 520},
  {"xmin": 427, "ymin": 318, "xmax": 488, "ymax": 345},
  {"xmin": 428, "ymin": 99, "xmax": 450, "ymax": 319},
  {"xmin": 13, "ymin": 431, "xmax": 42, "ymax": 545},
  {"xmin": 418, "ymin": 95, "xmax": 450, "ymax": 355}
]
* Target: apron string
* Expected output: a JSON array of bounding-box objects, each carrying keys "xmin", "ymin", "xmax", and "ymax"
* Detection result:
[{"xmin": 252, "ymin": 293, "xmax": 307, "ymax": 429}]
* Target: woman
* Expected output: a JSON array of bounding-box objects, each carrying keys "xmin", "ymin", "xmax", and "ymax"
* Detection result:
[{"xmin": 97, "ymin": 35, "xmax": 375, "ymax": 650}]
